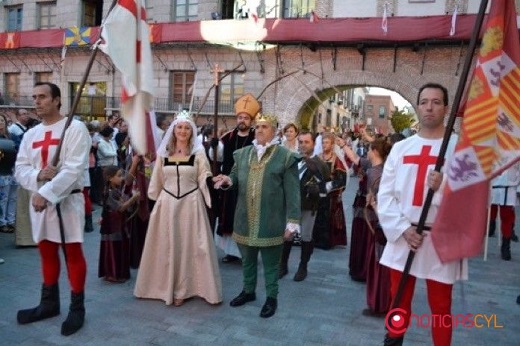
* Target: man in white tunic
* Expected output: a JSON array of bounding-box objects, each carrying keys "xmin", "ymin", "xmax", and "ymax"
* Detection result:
[
  {"xmin": 14, "ymin": 82, "xmax": 90, "ymax": 336},
  {"xmin": 378, "ymin": 83, "xmax": 468, "ymax": 346}
]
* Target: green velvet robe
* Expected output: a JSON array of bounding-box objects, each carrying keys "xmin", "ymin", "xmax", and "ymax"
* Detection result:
[{"xmin": 229, "ymin": 144, "xmax": 301, "ymax": 247}]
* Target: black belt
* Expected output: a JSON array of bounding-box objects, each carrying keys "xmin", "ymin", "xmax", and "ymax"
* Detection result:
[
  {"xmin": 70, "ymin": 189, "xmax": 81, "ymax": 194},
  {"xmin": 412, "ymin": 223, "xmax": 431, "ymax": 231}
]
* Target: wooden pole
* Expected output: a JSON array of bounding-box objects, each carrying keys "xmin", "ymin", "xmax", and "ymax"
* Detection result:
[{"xmin": 211, "ymin": 63, "xmax": 224, "ymax": 175}]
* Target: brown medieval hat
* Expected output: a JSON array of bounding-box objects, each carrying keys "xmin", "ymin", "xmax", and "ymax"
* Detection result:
[{"xmin": 234, "ymin": 93, "xmax": 260, "ymax": 120}]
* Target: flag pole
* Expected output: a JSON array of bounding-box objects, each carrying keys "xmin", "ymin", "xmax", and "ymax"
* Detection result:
[
  {"xmin": 51, "ymin": 0, "xmax": 119, "ymax": 167},
  {"xmin": 390, "ymin": 0, "xmax": 489, "ymax": 310},
  {"xmin": 211, "ymin": 64, "xmax": 224, "ymax": 175},
  {"xmin": 49, "ymin": 0, "xmax": 119, "ymax": 264},
  {"xmin": 483, "ymin": 205, "xmax": 491, "ymax": 261}
]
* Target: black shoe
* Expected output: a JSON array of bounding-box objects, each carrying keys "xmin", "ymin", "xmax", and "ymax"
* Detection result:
[
  {"xmin": 61, "ymin": 291, "xmax": 85, "ymax": 336},
  {"xmin": 293, "ymin": 264, "xmax": 307, "ymax": 282},
  {"xmin": 501, "ymin": 238, "xmax": 512, "ymax": 261},
  {"xmin": 260, "ymin": 297, "xmax": 277, "ymax": 318},
  {"xmin": 222, "ymin": 255, "xmax": 241, "ymax": 263},
  {"xmin": 384, "ymin": 335, "xmax": 404, "ymax": 346},
  {"xmin": 229, "ymin": 291, "xmax": 256, "ymax": 307},
  {"xmin": 17, "ymin": 283, "xmax": 60, "ymax": 324},
  {"xmin": 517, "ymin": 295, "xmax": 520, "ymax": 305}
]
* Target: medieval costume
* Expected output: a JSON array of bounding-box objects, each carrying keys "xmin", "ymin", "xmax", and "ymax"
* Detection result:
[
  {"xmin": 213, "ymin": 93, "xmax": 260, "ymax": 261},
  {"xmin": 348, "ymin": 159, "xmax": 371, "ymax": 282},
  {"xmin": 378, "ymin": 134, "xmax": 468, "ymax": 345},
  {"xmin": 98, "ymin": 184, "xmax": 131, "ymax": 282},
  {"xmin": 134, "ymin": 114, "xmax": 222, "ymax": 306},
  {"xmin": 313, "ymin": 152, "xmax": 347, "ymax": 249},
  {"xmin": 226, "ymin": 131, "xmax": 300, "ymax": 317},
  {"xmin": 489, "ymin": 163, "xmax": 520, "ymax": 260},
  {"xmin": 363, "ymin": 162, "xmax": 391, "ymax": 315},
  {"xmin": 15, "ymin": 117, "xmax": 91, "ymax": 336}
]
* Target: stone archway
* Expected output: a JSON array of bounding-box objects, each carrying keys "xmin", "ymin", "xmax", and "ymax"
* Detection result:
[{"xmin": 256, "ymin": 45, "xmax": 466, "ymax": 131}]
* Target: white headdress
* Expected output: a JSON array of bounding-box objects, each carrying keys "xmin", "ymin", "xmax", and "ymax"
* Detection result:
[{"xmin": 156, "ymin": 110, "xmax": 203, "ymax": 158}]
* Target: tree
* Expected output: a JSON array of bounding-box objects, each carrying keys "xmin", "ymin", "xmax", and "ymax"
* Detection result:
[{"xmin": 390, "ymin": 108, "xmax": 415, "ymax": 133}]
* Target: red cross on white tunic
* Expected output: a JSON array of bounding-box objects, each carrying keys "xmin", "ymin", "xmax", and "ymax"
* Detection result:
[
  {"xmin": 403, "ymin": 145, "xmax": 438, "ymax": 207},
  {"xmin": 32, "ymin": 131, "xmax": 60, "ymax": 169}
]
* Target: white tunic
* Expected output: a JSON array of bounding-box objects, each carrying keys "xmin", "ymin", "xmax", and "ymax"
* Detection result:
[
  {"xmin": 378, "ymin": 133, "xmax": 468, "ymax": 284},
  {"xmin": 491, "ymin": 163, "xmax": 520, "ymax": 206},
  {"xmin": 15, "ymin": 118, "xmax": 91, "ymax": 244}
]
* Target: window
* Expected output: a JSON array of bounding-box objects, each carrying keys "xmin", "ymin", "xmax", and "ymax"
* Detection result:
[
  {"xmin": 4, "ymin": 73, "xmax": 20, "ymax": 104},
  {"xmin": 6, "ymin": 6, "xmax": 23, "ymax": 32},
  {"xmin": 170, "ymin": 71, "xmax": 195, "ymax": 110},
  {"xmin": 366, "ymin": 105, "xmax": 373, "ymax": 112},
  {"xmin": 283, "ymin": 0, "xmax": 315, "ymax": 19},
  {"xmin": 38, "ymin": 2, "xmax": 57, "ymax": 29},
  {"xmin": 81, "ymin": 0, "xmax": 103, "ymax": 27},
  {"xmin": 35, "ymin": 72, "xmax": 53, "ymax": 84},
  {"xmin": 219, "ymin": 72, "xmax": 244, "ymax": 113},
  {"xmin": 70, "ymin": 82, "xmax": 107, "ymax": 118},
  {"xmin": 173, "ymin": 0, "xmax": 198, "ymax": 22},
  {"xmin": 379, "ymin": 106, "xmax": 386, "ymax": 118}
]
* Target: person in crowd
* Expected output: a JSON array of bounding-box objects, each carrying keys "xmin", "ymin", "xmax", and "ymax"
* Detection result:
[
  {"xmin": 98, "ymin": 165, "xmax": 139, "ymax": 282},
  {"xmin": 346, "ymin": 128, "xmax": 375, "ymax": 282},
  {"xmin": 8, "ymin": 108, "xmax": 31, "ymax": 148},
  {"xmin": 15, "ymin": 82, "xmax": 91, "ymax": 336},
  {"xmin": 341, "ymin": 136, "xmax": 393, "ymax": 316},
  {"xmin": 213, "ymin": 113, "xmax": 300, "ymax": 318},
  {"xmin": 96, "ymin": 126, "xmax": 118, "ymax": 170},
  {"xmin": 313, "ymin": 132, "xmax": 347, "ymax": 249},
  {"xmin": 279, "ymin": 130, "xmax": 329, "ymax": 282},
  {"xmin": 281, "ymin": 122, "xmax": 299, "ymax": 153},
  {"xmin": 489, "ymin": 163, "xmax": 520, "ymax": 260},
  {"xmin": 134, "ymin": 110, "xmax": 222, "ymax": 307},
  {"xmin": 377, "ymin": 83, "xmax": 467, "ymax": 346},
  {"xmin": 212, "ymin": 93, "xmax": 259, "ymax": 263},
  {"xmin": 0, "ymin": 113, "xmax": 17, "ymax": 233}
]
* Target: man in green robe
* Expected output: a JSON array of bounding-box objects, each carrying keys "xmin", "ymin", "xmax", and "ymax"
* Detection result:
[{"xmin": 214, "ymin": 113, "xmax": 301, "ymax": 318}]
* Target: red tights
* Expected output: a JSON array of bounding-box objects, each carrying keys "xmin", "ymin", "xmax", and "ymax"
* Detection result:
[
  {"xmin": 490, "ymin": 204, "xmax": 514, "ymax": 238},
  {"xmin": 388, "ymin": 268, "xmax": 453, "ymax": 346},
  {"xmin": 38, "ymin": 240, "xmax": 87, "ymax": 293}
]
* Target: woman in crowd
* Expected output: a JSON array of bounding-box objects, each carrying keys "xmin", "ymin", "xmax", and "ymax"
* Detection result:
[
  {"xmin": 281, "ymin": 122, "xmax": 299, "ymax": 153},
  {"xmin": 134, "ymin": 110, "xmax": 222, "ymax": 307}
]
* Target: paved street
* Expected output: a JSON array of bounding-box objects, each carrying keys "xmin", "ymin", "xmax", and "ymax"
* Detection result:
[{"xmin": 1, "ymin": 177, "xmax": 519, "ymax": 345}]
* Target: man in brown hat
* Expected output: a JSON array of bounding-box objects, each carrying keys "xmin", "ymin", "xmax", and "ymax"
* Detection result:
[{"xmin": 211, "ymin": 93, "xmax": 260, "ymax": 263}]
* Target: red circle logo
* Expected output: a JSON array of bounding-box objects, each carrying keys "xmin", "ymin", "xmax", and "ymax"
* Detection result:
[{"xmin": 385, "ymin": 308, "xmax": 408, "ymax": 335}]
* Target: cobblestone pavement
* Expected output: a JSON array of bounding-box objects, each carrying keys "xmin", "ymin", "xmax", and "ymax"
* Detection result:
[{"xmin": 0, "ymin": 177, "xmax": 519, "ymax": 345}]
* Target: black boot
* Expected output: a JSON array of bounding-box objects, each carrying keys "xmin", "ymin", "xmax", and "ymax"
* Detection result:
[
  {"xmin": 278, "ymin": 241, "xmax": 292, "ymax": 279},
  {"xmin": 383, "ymin": 335, "xmax": 404, "ymax": 346},
  {"xmin": 17, "ymin": 283, "xmax": 60, "ymax": 324},
  {"xmin": 84, "ymin": 214, "xmax": 93, "ymax": 233},
  {"xmin": 61, "ymin": 291, "xmax": 85, "ymax": 336},
  {"xmin": 488, "ymin": 220, "xmax": 496, "ymax": 237},
  {"xmin": 294, "ymin": 241, "xmax": 313, "ymax": 282},
  {"xmin": 501, "ymin": 238, "xmax": 512, "ymax": 261}
]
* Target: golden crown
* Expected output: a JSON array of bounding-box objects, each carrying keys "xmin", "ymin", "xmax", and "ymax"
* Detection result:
[{"xmin": 255, "ymin": 113, "xmax": 278, "ymax": 127}]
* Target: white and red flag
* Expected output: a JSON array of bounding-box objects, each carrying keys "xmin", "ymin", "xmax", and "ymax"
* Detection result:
[
  {"xmin": 432, "ymin": 0, "xmax": 520, "ymax": 262},
  {"xmin": 100, "ymin": 0, "xmax": 156, "ymax": 156}
]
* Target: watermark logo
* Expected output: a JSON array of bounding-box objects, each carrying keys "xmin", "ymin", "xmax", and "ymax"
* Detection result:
[
  {"xmin": 385, "ymin": 308, "xmax": 408, "ymax": 334},
  {"xmin": 385, "ymin": 308, "xmax": 504, "ymax": 331}
]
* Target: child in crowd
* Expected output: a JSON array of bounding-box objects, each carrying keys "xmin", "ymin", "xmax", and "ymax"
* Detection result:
[{"xmin": 98, "ymin": 165, "xmax": 140, "ymax": 283}]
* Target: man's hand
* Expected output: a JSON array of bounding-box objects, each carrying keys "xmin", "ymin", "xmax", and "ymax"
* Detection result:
[
  {"xmin": 37, "ymin": 165, "xmax": 57, "ymax": 182},
  {"xmin": 427, "ymin": 170, "xmax": 443, "ymax": 191},
  {"xmin": 283, "ymin": 229, "xmax": 295, "ymax": 241},
  {"xmin": 32, "ymin": 193, "xmax": 49, "ymax": 213},
  {"xmin": 402, "ymin": 226, "xmax": 426, "ymax": 252},
  {"xmin": 212, "ymin": 174, "xmax": 231, "ymax": 189}
]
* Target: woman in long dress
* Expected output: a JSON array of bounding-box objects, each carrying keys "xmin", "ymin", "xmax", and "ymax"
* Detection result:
[{"xmin": 134, "ymin": 111, "xmax": 222, "ymax": 306}]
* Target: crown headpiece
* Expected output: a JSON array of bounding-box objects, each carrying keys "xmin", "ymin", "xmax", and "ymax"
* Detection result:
[
  {"xmin": 175, "ymin": 109, "xmax": 194, "ymax": 123},
  {"xmin": 255, "ymin": 113, "xmax": 278, "ymax": 128}
]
